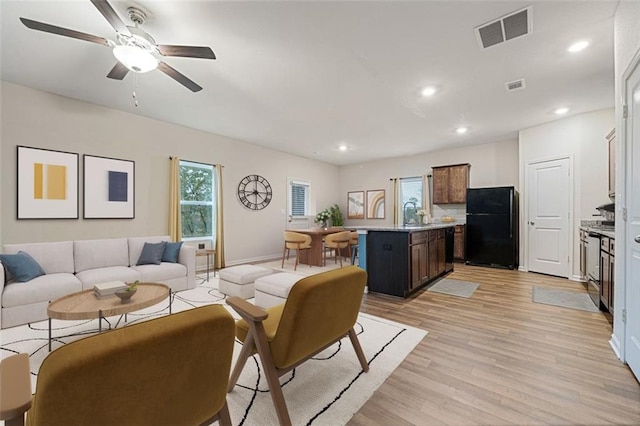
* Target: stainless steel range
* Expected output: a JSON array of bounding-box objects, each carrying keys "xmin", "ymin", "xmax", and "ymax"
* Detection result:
[{"xmin": 586, "ymin": 231, "xmax": 601, "ymax": 308}]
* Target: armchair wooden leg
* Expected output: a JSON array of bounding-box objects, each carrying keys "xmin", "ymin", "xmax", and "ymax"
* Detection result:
[
  {"xmin": 281, "ymin": 246, "xmax": 288, "ymax": 268},
  {"xmin": 228, "ymin": 334, "xmax": 255, "ymax": 392},
  {"xmin": 348, "ymin": 328, "xmax": 369, "ymax": 372},
  {"xmin": 252, "ymin": 324, "xmax": 292, "ymax": 426},
  {"xmin": 217, "ymin": 401, "xmax": 232, "ymax": 426}
]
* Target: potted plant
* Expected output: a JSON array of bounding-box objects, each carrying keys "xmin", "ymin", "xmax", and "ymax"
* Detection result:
[
  {"xmin": 315, "ymin": 209, "xmax": 331, "ymax": 228},
  {"xmin": 330, "ymin": 204, "xmax": 345, "ymax": 227}
]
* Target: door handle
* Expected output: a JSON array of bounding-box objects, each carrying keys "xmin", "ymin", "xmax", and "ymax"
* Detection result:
[
  {"xmin": 635, "ymin": 235, "xmax": 640, "ymax": 243},
  {"xmin": 529, "ymin": 221, "xmax": 535, "ymax": 225}
]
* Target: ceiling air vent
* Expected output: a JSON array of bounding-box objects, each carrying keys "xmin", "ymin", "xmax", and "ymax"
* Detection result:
[
  {"xmin": 505, "ymin": 78, "xmax": 526, "ymax": 92},
  {"xmin": 475, "ymin": 6, "xmax": 532, "ymax": 49}
]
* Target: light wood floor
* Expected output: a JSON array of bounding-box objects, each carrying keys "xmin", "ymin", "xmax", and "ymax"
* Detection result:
[{"xmin": 350, "ymin": 264, "xmax": 640, "ymax": 426}]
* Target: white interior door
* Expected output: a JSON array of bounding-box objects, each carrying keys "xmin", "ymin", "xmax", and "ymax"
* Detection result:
[
  {"xmin": 624, "ymin": 57, "xmax": 640, "ymax": 381},
  {"xmin": 527, "ymin": 157, "xmax": 571, "ymax": 277}
]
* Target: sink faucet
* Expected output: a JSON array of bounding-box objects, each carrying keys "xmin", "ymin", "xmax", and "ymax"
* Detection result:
[{"xmin": 402, "ymin": 201, "xmax": 417, "ymax": 226}]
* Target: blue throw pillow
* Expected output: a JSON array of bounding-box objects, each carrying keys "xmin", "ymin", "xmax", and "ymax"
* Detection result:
[
  {"xmin": 162, "ymin": 241, "xmax": 183, "ymax": 263},
  {"xmin": 0, "ymin": 251, "xmax": 46, "ymax": 282},
  {"xmin": 136, "ymin": 242, "xmax": 167, "ymax": 266}
]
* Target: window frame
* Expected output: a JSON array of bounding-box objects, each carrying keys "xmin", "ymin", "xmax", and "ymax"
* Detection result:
[
  {"xmin": 398, "ymin": 176, "xmax": 424, "ymax": 225},
  {"xmin": 288, "ymin": 178, "xmax": 310, "ymax": 217},
  {"xmin": 179, "ymin": 160, "xmax": 216, "ymax": 242}
]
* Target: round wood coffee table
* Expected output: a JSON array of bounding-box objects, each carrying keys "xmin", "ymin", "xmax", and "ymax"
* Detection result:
[{"xmin": 47, "ymin": 283, "xmax": 170, "ymax": 351}]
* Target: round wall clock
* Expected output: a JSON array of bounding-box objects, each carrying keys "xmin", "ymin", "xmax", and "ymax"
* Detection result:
[{"xmin": 237, "ymin": 174, "xmax": 273, "ymax": 210}]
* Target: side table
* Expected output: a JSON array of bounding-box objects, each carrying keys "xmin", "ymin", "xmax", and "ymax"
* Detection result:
[{"xmin": 196, "ymin": 249, "xmax": 215, "ymax": 281}]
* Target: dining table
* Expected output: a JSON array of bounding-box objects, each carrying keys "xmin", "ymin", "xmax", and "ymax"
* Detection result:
[{"xmin": 287, "ymin": 227, "xmax": 349, "ymax": 267}]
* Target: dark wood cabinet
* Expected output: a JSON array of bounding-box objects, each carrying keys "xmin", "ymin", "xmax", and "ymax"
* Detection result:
[
  {"xmin": 599, "ymin": 235, "xmax": 614, "ymax": 313},
  {"xmin": 432, "ymin": 167, "xmax": 449, "ymax": 205},
  {"xmin": 432, "ymin": 164, "xmax": 470, "ymax": 204},
  {"xmin": 367, "ymin": 228, "xmax": 453, "ymax": 297},
  {"xmin": 410, "ymin": 231, "xmax": 428, "ymax": 290},
  {"xmin": 609, "ymin": 239, "xmax": 615, "ymax": 314},
  {"xmin": 600, "ymin": 237, "xmax": 610, "ymax": 310},
  {"xmin": 454, "ymin": 225, "xmax": 465, "ymax": 261}
]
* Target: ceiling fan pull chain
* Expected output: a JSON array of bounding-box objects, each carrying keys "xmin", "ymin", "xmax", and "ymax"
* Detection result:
[{"xmin": 133, "ymin": 73, "xmax": 139, "ymax": 107}]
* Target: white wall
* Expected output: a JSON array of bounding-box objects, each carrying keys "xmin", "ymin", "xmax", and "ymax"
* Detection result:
[
  {"xmin": 518, "ymin": 108, "xmax": 615, "ymax": 279},
  {"xmin": 611, "ymin": 0, "xmax": 640, "ymax": 361},
  {"xmin": 0, "ymin": 82, "xmax": 341, "ymax": 264},
  {"xmin": 338, "ymin": 138, "xmax": 519, "ymax": 226}
]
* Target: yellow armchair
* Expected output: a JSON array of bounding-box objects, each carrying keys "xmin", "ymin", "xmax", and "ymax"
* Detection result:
[
  {"xmin": 226, "ymin": 265, "xmax": 369, "ymax": 426},
  {"xmin": 0, "ymin": 305, "xmax": 235, "ymax": 426}
]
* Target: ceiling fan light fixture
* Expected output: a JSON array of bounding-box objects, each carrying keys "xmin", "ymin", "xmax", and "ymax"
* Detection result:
[{"xmin": 113, "ymin": 45, "xmax": 158, "ymax": 73}]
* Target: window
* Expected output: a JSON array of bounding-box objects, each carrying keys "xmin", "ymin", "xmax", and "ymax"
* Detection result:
[
  {"xmin": 399, "ymin": 177, "xmax": 423, "ymax": 224},
  {"xmin": 180, "ymin": 160, "xmax": 216, "ymax": 240},
  {"xmin": 289, "ymin": 179, "xmax": 309, "ymax": 217}
]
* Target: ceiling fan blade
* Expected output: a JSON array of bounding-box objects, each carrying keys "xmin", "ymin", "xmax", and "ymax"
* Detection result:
[
  {"xmin": 157, "ymin": 61, "xmax": 203, "ymax": 92},
  {"xmin": 106, "ymin": 62, "xmax": 129, "ymax": 80},
  {"xmin": 20, "ymin": 17, "xmax": 109, "ymax": 46},
  {"xmin": 90, "ymin": 0, "xmax": 130, "ymax": 35},
  {"xmin": 157, "ymin": 45, "xmax": 216, "ymax": 60}
]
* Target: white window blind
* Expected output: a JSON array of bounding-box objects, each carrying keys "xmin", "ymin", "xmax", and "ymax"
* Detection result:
[{"xmin": 290, "ymin": 180, "xmax": 309, "ymax": 216}]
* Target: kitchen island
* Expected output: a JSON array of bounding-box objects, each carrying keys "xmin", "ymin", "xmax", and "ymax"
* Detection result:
[{"xmin": 349, "ymin": 224, "xmax": 456, "ymax": 298}]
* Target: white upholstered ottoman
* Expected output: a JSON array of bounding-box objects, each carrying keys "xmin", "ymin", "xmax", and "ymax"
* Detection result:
[
  {"xmin": 218, "ymin": 265, "xmax": 273, "ymax": 299},
  {"xmin": 254, "ymin": 272, "xmax": 302, "ymax": 308}
]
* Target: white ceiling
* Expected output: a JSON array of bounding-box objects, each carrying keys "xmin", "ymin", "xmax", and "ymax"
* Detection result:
[{"xmin": 0, "ymin": 0, "xmax": 617, "ymax": 166}]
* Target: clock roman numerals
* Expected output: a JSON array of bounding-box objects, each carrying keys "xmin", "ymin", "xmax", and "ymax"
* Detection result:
[{"xmin": 237, "ymin": 174, "xmax": 272, "ymax": 210}]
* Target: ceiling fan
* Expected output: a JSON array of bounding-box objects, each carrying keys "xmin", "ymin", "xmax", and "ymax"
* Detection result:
[{"xmin": 19, "ymin": 0, "xmax": 215, "ymax": 92}]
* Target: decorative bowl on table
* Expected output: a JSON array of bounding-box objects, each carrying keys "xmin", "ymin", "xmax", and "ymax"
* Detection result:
[{"xmin": 115, "ymin": 288, "xmax": 136, "ymax": 303}]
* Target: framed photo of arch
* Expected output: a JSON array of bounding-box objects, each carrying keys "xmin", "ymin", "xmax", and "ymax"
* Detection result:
[
  {"xmin": 347, "ymin": 191, "xmax": 365, "ymax": 219},
  {"xmin": 366, "ymin": 189, "xmax": 385, "ymax": 219}
]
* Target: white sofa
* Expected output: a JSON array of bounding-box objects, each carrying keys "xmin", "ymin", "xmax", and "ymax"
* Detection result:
[{"xmin": 0, "ymin": 236, "xmax": 196, "ymax": 329}]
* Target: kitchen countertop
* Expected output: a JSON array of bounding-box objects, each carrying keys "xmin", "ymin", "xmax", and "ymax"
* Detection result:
[
  {"xmin": 347, "ymin": 223, "xmax": 458, "ymax": 232},
  {"xmin": 580, "ymin": 226, "xmax": 615, "ymax": 239}
]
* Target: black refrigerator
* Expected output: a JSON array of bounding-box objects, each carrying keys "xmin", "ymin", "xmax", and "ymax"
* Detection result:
[{"xmin": 465, "ymin": 186, "xmax": 518, "ymax": 269}]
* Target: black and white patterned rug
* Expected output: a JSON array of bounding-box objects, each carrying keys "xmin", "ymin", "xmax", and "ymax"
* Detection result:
[{"xmin": 0, "ymin": 278, "xmax": 427, "ymax": 426}]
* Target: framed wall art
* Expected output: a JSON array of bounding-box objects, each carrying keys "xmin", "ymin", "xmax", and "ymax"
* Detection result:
[
  {"xmin": 17, "ymin": 145, "xmax": 79, "ymax": 219},
  {"xmin": 366, "ymin": 189, "xmax": 385, "ymax": 219},
  {"xmin": 83, "ymin": 155, "xmax": 135, "ymax": 219},
  {"xmin": 347, "ymin": 191, "xmax": 365, "ymax": 219}
]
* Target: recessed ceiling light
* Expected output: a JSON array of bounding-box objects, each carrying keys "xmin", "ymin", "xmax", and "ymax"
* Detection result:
[
  {"xmin": 455, "ymin": 127, "xmax": 468, "ymax": 134},
  {"xmin": 568, "ymin": 40, "xmax": 589, "ymax": 53},
  {"xmin": 338, "ymin": 144, "xmax": 348, "ymax": 152},
  {"xmin": 555, "ymin": 107, "xmax": 569, "ymax": 115},
  {"xmin": 421, "ymin": 86, "xmax": 437, "ymax": 97}
]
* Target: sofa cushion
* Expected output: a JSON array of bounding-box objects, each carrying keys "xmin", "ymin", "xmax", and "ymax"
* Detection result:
[
  {"xmin": 128, "ymin": 236, "xmax": 170, "ymax": 266},
  {"xmin": 2, "ymin": 273, "xmax": 82, "ymax": 307},
  {"xmin": 0, "ymin": 251, "xmax": 45, "ymax": 282},
  {"xmin": 74, "ymin": 238, "xmax": 129, "ymax": 273},
  {"xmin": 137, "ymin": 242, "xmax": 167, "ymax": 266},
  {"xmin": 3, "ymin": 241, "xmax": 74, "ymax": 275},
  {"xmin": 162, "ymin": 242, "xmax": 183, "ymax": 263},
  {"xmin": 75, "ymin": 266, "xmax": 141, "ymax": 288},
  {"xmin": 131, "ymin": 263, "xmax": 187, "ymax": 283}
]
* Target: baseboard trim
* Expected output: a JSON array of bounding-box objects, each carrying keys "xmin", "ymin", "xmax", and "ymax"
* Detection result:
[
  {"xmin": 609, "ymin": 333, "xmax": 623, "ymax": 361},
  {"xmin": 225, "ymin": 254, "xmax": 281, "ymax": 267}
]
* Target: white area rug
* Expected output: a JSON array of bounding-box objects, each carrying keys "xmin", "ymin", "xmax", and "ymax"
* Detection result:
[
  {"xmin": 532, "ymin": 286, "xmax": 600, "ymax": 313},
  {"xmin": 427, "ymin": 278, "xmax": 480, "ymax": 298},
  {"xmin": 0, "ymin": 276, "xmax": 426, "ymax": 426}
]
